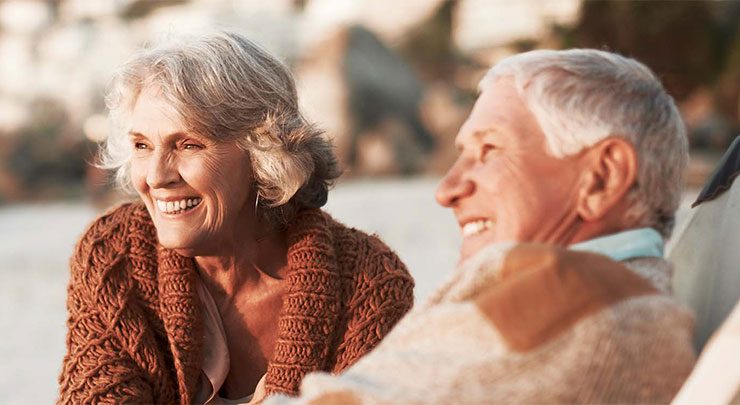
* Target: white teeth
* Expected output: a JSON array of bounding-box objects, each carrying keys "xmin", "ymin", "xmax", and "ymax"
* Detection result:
[
  {"xmin": 462, "ymin": 220, "xmax": 494, "ymax": 237},
  {"xmin": 155, "ymin": 197, "xmax": 202, "ymax": 213}
]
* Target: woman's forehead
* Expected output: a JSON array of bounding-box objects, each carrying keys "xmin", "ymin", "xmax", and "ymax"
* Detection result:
[{"xmin": 128, "ymin": 88, "xmax": 186, "ymax": 136}]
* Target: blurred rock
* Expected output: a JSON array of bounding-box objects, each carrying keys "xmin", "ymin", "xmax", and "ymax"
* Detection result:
[
  {"xmin": 3, "ymin": 98, "xmax": 92, "ymax": 200},
  {"xmin": 295, "ymin": 28, "xmax": 350, "ymax": 166},
  {"xmin": 296, "ymin": 24, "xmax": 437, "ymax": 175},
  {"xmin": 344, "ymin": 25, "xmax": 435, "ymax": 173}
]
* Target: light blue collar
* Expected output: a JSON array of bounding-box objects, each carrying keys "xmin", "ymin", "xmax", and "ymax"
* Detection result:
[{"xmin": 569, "ymin": 228, "xmax": 664, "ymax": 261}]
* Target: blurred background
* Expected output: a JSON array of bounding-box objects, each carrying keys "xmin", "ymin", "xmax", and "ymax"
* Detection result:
[{"xmin": 1, "ymin": 0, "xmax": 739, "ymax": 403}]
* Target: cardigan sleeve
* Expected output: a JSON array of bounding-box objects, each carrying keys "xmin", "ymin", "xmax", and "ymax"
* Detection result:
[
  {"xmin": 57, "ymin": 205, "xmax": 155, "ymax": 405},
  {"xmin": 331, "ymin": 239, "xmax": 414, "ymax": 373}
]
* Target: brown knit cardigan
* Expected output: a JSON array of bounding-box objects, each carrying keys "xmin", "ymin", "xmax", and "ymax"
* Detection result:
[{"xmin": 57, "ymin": 203, "xmax": 414, "ymax": 404}]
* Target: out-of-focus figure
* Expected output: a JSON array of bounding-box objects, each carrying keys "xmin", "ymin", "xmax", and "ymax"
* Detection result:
[{"xmin": 669, "ymin": 135, "xmax": 740, "ymax": 351}]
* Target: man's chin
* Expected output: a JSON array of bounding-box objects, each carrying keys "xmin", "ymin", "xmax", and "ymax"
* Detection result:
[
  {"xmin": 459, "ymin": 235, "xmax": 516, "ymax": 264},
  {"xmin": 460, "ymin": 236, "xmax": 494, "ymax": 262},
  {"xmin": 459, "ymin": 243, "xmax": 483, "ymax": 264}
]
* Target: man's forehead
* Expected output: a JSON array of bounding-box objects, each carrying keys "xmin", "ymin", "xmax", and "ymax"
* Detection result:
[{"xmin": 453, "ymin": 78, "xmax": 542, "ymax": 151}]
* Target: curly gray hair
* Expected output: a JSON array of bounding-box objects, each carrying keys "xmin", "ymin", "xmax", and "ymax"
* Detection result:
[
  {"xmin": 480, "ymin": 49, "xmax": 689, "ymax": 238},
  {"xmin": 102, "ymin": 30, "xmax": 340, "ymax": 225}
]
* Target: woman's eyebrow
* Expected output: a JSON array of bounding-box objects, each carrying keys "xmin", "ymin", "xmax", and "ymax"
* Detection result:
[{"xmin": 127, "ymin": 130, "xmax": 188, "ymax": 141}]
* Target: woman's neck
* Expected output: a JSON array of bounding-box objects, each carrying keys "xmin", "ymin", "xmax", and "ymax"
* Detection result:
[{"xmin": 194, "ymin": 227, "xmax": 289, "ymax": 298}]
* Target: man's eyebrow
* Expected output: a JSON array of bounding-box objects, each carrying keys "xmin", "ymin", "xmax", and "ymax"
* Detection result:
[{"xmin": 472, "ymin": 128, "xmax": 500, "ymax": 139}]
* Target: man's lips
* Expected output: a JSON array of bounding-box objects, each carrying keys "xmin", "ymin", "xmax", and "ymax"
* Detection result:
[{"xmin": 460, "ymin": 219, "xmax": 494, "ymax": 237}]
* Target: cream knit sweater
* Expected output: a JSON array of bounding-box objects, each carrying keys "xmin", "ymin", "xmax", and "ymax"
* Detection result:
[{"xmin": 267, "ymin": 243, "xmax": 696, "ymax": 404}]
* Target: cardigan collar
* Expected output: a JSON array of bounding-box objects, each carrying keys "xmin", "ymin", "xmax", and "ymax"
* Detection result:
[
  {"xmin": 157, "ymin": 247, "xmax": 203, "ymax": 405},
  {"xmin": 265, "ymin": 208, "xmax": 343, "ymax": 394},
  {"xmin": 154, "ymin": 207, "xmax": 342, "ymax": 399}
]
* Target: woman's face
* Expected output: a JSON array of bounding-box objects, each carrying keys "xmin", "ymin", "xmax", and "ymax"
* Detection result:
[{"xmin": 128, "ymin": 86, "xmax": 256, "ymax": 255}]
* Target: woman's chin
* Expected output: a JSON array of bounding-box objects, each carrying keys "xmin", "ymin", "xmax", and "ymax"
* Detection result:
[{"xmin": 157, "ymin": 232, "xmax": 198, "ymax": 252}]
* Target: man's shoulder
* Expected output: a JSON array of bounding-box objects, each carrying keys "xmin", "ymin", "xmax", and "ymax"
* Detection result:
[{"xmin": 459, "ymin": 244, "xmax": 667, "ymax": 351}]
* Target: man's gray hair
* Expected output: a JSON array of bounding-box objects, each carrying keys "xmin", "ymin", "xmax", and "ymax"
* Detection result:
[
  {"xmin": 102, "ymin": 30, "xmax": 340, "ymax": 225},
  {"xmin": 480, "ymin": 49, "xmax": 688, "ymax": 237}
]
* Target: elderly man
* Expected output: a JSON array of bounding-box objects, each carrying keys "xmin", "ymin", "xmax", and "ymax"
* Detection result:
[{"xmin": 264, "ymin": 49, "xmax": 696, "ymax": 404}]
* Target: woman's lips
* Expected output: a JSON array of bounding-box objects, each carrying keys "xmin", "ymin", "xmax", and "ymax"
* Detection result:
[{"xmin": 156, "ymin": 197, "xmax": 202, "ymax": 214}]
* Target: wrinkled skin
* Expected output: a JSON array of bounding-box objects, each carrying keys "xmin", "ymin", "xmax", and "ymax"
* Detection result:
[
  {"xmin": 436, "ymin": 77, "xmax": 638, "ymax": 262},
  {"xmin": 128, "ymin": 86, "xmax": 261, "ymax": 257},
  {"xmin": 128, "ymin": 86, "xmax": 288, "ymax": 399}
]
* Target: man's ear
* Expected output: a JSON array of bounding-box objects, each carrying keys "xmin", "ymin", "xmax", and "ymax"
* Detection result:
[{"xmin": 576, "ymin": 137, "xmax": 638, "ymax": 222}]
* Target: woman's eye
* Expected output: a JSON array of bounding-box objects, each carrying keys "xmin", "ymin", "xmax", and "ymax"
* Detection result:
[
  {"xmin": 134, "ymin": 142, "xmax": 148, "ymax": 150},
  {"xmin": 183, "ymin": 143, "xmax": 203, "ymax": 150}
]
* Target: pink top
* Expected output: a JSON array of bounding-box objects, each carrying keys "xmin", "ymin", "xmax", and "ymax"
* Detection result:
[{"xmin": 193, "ymin": 276, "xmax": 266, "ymax": 405}]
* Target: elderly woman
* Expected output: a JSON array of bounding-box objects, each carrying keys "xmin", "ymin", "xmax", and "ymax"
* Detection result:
[{"xmin": 57, "ymin": 31, "xmax": 413, "ymax": 404}]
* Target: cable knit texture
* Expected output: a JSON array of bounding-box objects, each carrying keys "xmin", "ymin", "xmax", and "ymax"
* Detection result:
[{"xmin": 58, "ymin": 202, "xmax": 413, "ymax": 404}]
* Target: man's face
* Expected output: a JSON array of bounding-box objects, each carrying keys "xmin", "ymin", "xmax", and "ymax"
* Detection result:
[{"xmin": 435, "ymin": 77, "xmax": 584, "ymax": 261}]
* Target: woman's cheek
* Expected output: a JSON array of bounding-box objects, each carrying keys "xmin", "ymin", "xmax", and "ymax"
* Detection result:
[{"xmin": 129, "ymin": 161, "xmax": 148, "ymax": 194}]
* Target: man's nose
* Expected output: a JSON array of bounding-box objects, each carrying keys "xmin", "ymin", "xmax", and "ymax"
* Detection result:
[
  {"xmin": 146, "ymin": 151, "xmax": 181, "ymax": 189},
  {"xmin": 435, "ymin": 160, "xmax": 474, "ymax": 207}
]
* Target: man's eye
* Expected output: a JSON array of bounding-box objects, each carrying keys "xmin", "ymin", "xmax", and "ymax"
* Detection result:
[
  {"xmin": 480, "ymin": 144, "xmax": 496, "ymax": 160},
  {"xmin": 134, "ymin": 142, "xmax": 148, "ymax": 150}
]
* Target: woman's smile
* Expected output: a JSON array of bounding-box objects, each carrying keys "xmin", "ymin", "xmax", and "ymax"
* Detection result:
[{"xmin": 155, "ymin": 197, "xmax": 203, "ymax": 215}]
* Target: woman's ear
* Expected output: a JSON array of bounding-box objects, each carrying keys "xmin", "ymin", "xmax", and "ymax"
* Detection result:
[{"xmin": 576, "ymin": 137, "xmax": 638, "ymax": 222}]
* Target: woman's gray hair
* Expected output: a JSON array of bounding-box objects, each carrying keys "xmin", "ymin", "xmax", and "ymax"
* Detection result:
[
  {"xmin": 480, "ymin": 49, "xmax": 688, "ymax": 237},
  {"xmin": 102, "ymin": 30, "xmax": 340, "ymax": 225}
]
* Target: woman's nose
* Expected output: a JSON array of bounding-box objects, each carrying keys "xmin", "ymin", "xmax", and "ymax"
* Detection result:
[
  {"xmin": 435, "ymin": 160, "xmax": 474, "ymax": 207},
  {"xmin": 146, "ymin": 151, "xmax": 181, "ymax": 189}
]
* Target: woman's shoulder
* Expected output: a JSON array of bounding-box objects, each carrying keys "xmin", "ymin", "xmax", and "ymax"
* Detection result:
[
  {"xmin": 76, "ymin": 202, "xmax": 152, "ymax": 247},
  {"xmin": 320, "ymin": 210, "xmax": 413, "ymax": 283},
  {"xmin": 286, "ymin": 208, "xmax": 413, "ymax": 284},
  {"xmin": 71, "ymin": 202, "xmax": 154, "ymax": 284}
]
